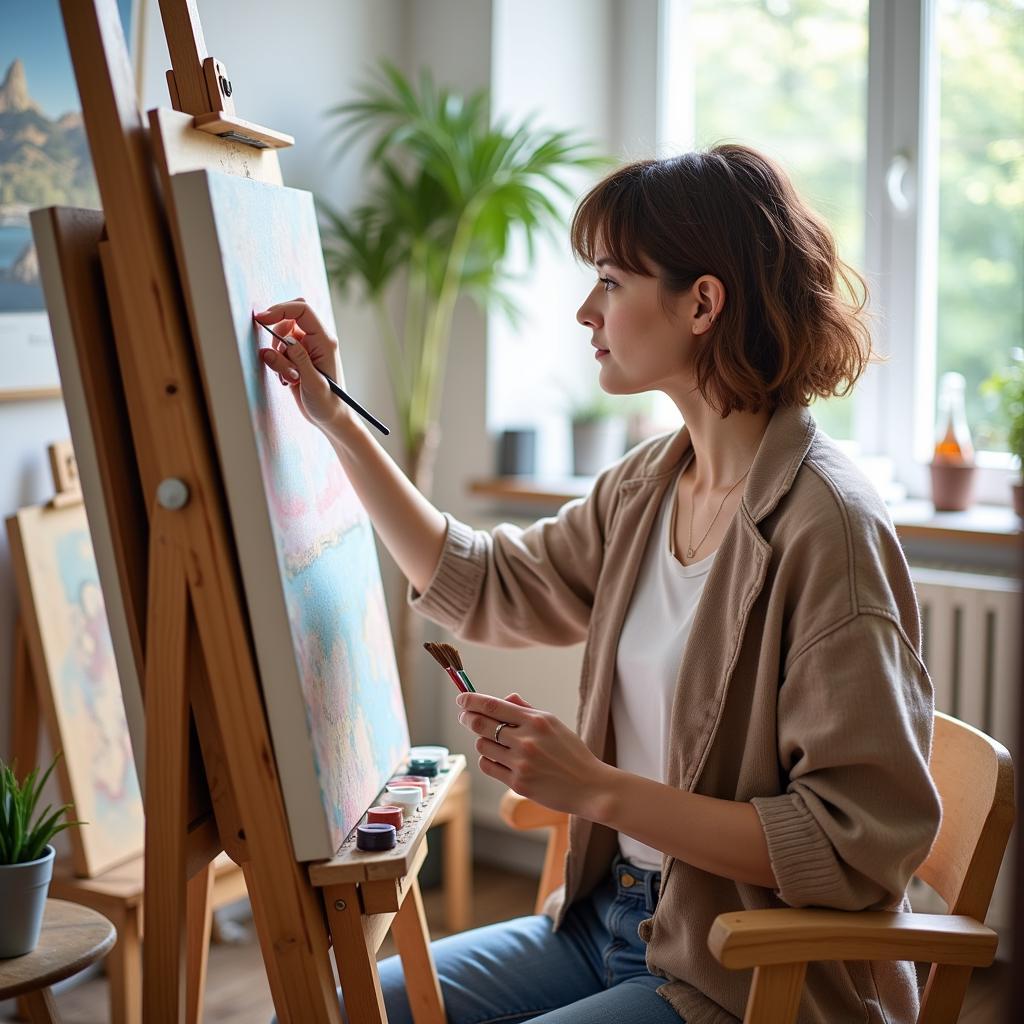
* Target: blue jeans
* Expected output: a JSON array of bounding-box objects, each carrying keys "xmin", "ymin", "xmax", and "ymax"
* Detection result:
[{"xmin": 357, "ymin": 858, "xmax": 683, "ymax": 1024}]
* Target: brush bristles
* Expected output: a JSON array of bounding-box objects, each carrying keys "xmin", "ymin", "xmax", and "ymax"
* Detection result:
[
  {"xmin": 422, "ymin": 642, "xmax": 451, "ymax": 670},
  {"xmin": 440, "ymin": 642, "xmax": 464, "ymax": 670}
]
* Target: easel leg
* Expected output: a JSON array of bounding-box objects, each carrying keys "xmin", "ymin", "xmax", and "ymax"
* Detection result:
[
  {"xmin": 107, "ymin": 907, "xmax": 142, "ymax": 1024},
  {"xmin": 11, "ymin": 619, "xmax": 40, "ymax": 771},
  {"xmin": 142, "ymin": 527, "xmax": 192, "ymax": 1022},
  {"xmin": 325, "ymin": 883, "xmax": 386, "ymax": 1024},
  {"xmin": 242, "ymin": 862, "xmax": 292, "ymax": 1024},
  {"xmin": 391, "ymin": 879, "xmax": 445, "ymax": 1024},
  {"xmin": 186, "ymin": 861, "xmax": 215, "ymax": 1024}
]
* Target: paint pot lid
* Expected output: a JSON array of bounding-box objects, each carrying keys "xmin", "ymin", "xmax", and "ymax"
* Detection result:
[
  {"xmin": 356, "ymin": 823, "xmax": 397, "ymax": 851},
  {"xmin": 410, "ymin": 745, "xmax": 449, "ymax": 768}
]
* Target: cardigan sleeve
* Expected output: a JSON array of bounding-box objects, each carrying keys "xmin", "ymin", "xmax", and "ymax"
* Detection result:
[
  {"xmin": 405, "ymin": 467, "xmax": 622, "ymax": 648},
  {"xmin": 751, "ymin": 612, "xmax": 942, "ymax": 911}
]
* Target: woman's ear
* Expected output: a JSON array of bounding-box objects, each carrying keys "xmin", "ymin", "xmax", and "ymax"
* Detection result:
[{"xmin": 693, "ymin": 275, "xmax": 726, "ymax": 334}]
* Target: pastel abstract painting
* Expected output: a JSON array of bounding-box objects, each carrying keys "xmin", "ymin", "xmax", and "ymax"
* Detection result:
[
  {"xmin": 169, "ymin": 169, "xmax": 410, "ymax": 861},
  {"xmin": 7, "ymin": 503, "xmax": 145, "ymax": 877}
]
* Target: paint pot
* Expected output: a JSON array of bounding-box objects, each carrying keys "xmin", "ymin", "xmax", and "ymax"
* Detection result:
[
  {"xmin": 408, "ymin": 757, "xmax": 439, "ymax": 779},
  {"xmin": 367, "ymin": 805, "xmax": 404, "ymax": 829},
  {"xmin": 409, "ymin": 745, "xmax": 450, "ymax": 771},
  {"xmin": 390, "ymin": 775, "xmax": 430, "ymax": 797},
  {"xmin": 384, "ymin": 785, "xmax": 421, "ymax": 811},
  {"xmin": 356, "ymin": 823, "xmax": 397, "ymax": 851}
]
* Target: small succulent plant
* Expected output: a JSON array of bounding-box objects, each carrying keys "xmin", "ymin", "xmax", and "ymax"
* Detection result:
[{"xmin": 0, "ymin": 754, "xmax": 83, "ymax": 866}]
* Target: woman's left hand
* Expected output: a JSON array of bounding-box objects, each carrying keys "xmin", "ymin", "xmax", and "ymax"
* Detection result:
[{"xmin": 456, "ymin": 691, "xmax": 609, "ymax": 817}]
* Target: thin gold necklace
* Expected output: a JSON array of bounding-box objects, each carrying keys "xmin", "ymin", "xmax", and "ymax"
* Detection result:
[{"xmin": 671, "ymin": 465, "xmax": 751, "ymax": 561}]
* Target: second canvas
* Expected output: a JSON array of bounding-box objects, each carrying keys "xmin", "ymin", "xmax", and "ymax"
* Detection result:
[{"xmin": 169, "ymin": 169, "xmax": 410, "ymax": 861}]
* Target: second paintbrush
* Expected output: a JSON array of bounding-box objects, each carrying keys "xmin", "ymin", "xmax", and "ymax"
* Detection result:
[{"xmin": 254, "ymin": 315, "xmax": 390, "ymax": 436}]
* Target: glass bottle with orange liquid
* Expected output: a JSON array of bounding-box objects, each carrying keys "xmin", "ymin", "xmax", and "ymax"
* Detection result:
[{"xmin": 930, "ymin": 371, "xmax": 976, "ymax": 510}]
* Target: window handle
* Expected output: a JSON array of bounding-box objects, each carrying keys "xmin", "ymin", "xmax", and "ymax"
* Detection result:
[{"xmin": 886, "ymin": 150, "xmax": 914, "ymax": 214}]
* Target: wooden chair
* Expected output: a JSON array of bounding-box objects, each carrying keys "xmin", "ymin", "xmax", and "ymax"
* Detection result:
[{"xmin": 500, "ymin": 711, "xmax": 1014, "ymax": 1024}]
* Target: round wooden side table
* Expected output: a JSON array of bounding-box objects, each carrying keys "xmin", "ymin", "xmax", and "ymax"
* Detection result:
[{"xmin": 0, "ymin": 899, "xmax": 117, "ymax": 1023}]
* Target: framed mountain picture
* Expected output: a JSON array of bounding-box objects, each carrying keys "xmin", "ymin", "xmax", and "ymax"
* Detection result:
[{"xmin": 0, "ymin": 0, "xmax": 141, "ymax": 401}]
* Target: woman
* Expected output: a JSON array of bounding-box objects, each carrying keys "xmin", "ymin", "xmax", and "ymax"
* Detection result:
[{"xmin": 257, "ymin": 144, "xmax": 941, "ymax": 1024}]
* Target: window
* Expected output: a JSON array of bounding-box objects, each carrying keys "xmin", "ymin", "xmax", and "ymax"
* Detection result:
[{"xmin": 660, "ymin": 0, "xmax": 1024, "ymax": 498}]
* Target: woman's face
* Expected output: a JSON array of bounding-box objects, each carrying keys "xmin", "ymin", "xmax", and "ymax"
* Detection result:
[{"xmin": 575, "ymin": 252, "xmax": 706, "ymax": 398}]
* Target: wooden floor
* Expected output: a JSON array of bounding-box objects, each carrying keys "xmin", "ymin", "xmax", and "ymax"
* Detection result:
[{"xmin": 0, "ymin": 865, "xmax": 1010, "ymax": 1022}]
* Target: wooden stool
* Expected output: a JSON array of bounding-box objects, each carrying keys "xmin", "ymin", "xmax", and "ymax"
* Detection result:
[
  {"xmin": 0, "ymin": 899, "xmax": 116, "ymax": 1023},
  {"xmin": 429, "ymin": 770, "xmax": 472, "ymax": 933},
  {"xmin": 44, "ymin": 852, "xmax": 247, "ymax": 1024}
]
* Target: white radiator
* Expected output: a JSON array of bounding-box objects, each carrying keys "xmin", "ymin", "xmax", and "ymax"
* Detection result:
[{"xmin": 911, "ymin": 566, "xmax": 1022, "ymax": 939}]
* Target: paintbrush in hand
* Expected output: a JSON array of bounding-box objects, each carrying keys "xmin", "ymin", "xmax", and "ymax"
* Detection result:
[
  {"xmin": 253, "ymin": 315, "xmax": 389, "ymax": 436},
  {"xmin": 437, "ymin": 642, "xmax": 477, "ymax": 693}
]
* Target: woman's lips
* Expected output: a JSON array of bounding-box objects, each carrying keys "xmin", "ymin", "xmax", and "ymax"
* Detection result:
[{"xmin": 594, "ymin": 347, "xmax": 609, "ymax": 359}]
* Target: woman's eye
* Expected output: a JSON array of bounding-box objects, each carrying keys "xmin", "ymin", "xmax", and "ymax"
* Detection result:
[{"xmin": 598, "ymin": 276, "xmax": 618, "ymax": 292}]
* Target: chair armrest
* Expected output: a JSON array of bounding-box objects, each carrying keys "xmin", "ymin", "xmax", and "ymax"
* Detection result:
[
  {"xmin": 708, "ymin": 908, "xmax": 998, "ymax": 971},
  {"xmin": 499, "ymin": 791, "xmax": 568, "ymax": 831}
]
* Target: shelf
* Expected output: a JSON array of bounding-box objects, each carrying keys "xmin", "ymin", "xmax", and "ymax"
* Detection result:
[{"xmin": 468, "ymin": 479, "xmax": 1022, "ymax": 547}]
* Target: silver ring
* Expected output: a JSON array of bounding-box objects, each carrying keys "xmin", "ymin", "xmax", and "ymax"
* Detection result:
[{"xmin": 494, "ymin": 721, "xmax": 511, "ymax": 745}]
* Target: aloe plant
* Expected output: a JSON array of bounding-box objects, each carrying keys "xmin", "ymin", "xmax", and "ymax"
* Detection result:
[{"xmin": 0, "ymin": 754, "xmax": 82, "ymax": 865}]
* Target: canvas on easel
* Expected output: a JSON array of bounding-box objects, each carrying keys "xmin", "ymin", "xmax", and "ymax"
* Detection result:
[
  {"xmin": 7, "ymin": 497, "xmax": 145, "ymax": 877},
  {"xmin": 168, "ymin": 169, "xmax": 410, "ymax": 861}
]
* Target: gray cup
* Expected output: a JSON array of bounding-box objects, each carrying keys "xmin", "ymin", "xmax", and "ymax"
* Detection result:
[{"xmin": 0, "ymin": 845, "xmax": 55, "ymax": 958}]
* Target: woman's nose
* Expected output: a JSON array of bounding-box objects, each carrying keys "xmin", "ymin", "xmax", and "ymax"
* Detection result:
[{"xmin": 576, "ymin": 293, "xmax": 602, "ymax": 329}]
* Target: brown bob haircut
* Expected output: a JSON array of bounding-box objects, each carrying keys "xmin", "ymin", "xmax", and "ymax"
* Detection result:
[{"xmin": 571, "ymin": 144, "xmax": 872, "ymax": 415}]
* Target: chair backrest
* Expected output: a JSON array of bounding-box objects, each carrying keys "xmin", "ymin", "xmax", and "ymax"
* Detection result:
[{"xmin": 915, "ymin": 711, "xmax": 1015, "ymax": 921}]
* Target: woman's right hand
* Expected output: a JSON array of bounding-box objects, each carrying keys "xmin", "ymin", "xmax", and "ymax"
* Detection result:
[{"xmin": 254, "ymin": 299, "xmax": 356, "ymax": 435}]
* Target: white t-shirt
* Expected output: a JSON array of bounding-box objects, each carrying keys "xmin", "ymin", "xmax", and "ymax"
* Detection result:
[{"xmin": 611, "ymin": 458, "xmax": 716, "ymax": 870}]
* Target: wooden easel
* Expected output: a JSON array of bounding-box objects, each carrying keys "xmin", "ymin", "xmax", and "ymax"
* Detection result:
[
  {"xmin": 42, "ymin": 2, "xmax": 460, "ymax": 1020},
  {"xmin": 7, "ymin": 440, "xmax": 249, "ymax": 1024}
]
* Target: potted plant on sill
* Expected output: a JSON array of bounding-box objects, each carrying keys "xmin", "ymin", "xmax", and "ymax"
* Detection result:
[
  {"xmin": 981, "ymin": 349, "xmax": 1024, "ymax": 518},
  {"xmin": 320, "ymin": 62, "xmax": 606, "ymax": 691},
  {"xmin": 1, "ymin": 755, "xmax": 81, "ymax": 958},
  {"xmin": 568, "ymin": 387, "xmax": 628, "ymax": 476}
]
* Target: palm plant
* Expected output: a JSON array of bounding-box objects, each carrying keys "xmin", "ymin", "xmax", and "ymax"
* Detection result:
[
  {"xmin": 321, "ymin": 62, "xmax": 606, "ymax": 483},
  {"xmin": 321, "ymin": 63, "xmax": 606, "ymax": 689}
]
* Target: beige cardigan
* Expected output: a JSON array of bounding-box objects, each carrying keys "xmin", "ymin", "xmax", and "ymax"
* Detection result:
[{"xmin": 408, "ymin": 404, "xmax": 941, "ymax": 1024}]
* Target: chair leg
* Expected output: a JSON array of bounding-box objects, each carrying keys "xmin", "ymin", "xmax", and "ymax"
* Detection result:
[
  {"xmin": 918, "ymin": 964, "xmax": 974, "ymax": 1024},
  {"xmin": 743, "ymin": 963, "xmax": 806, "ymax": 1024},
  {"xmin": 186, "ymin": 860, "xmax": 216, "ymax": 1024},
  {"xmin": 107, "ymin": 907, "xmax": 142, "ymax": 1024},
  {"xmin": 442, "ymin": 785, "xmax": 472, "ymax": 933},
  {"xmin": 23, "ymin": 988, "xmax": 59, "ymax": 1024},
  {"xmin": 535, "ymin": 822, "xmax": 569, "ymax": 915}
]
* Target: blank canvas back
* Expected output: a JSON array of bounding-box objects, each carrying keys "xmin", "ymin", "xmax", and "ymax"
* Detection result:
[{"xmin": 168, "ymin": 169, "xmax": 410, "ymax": 861}]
